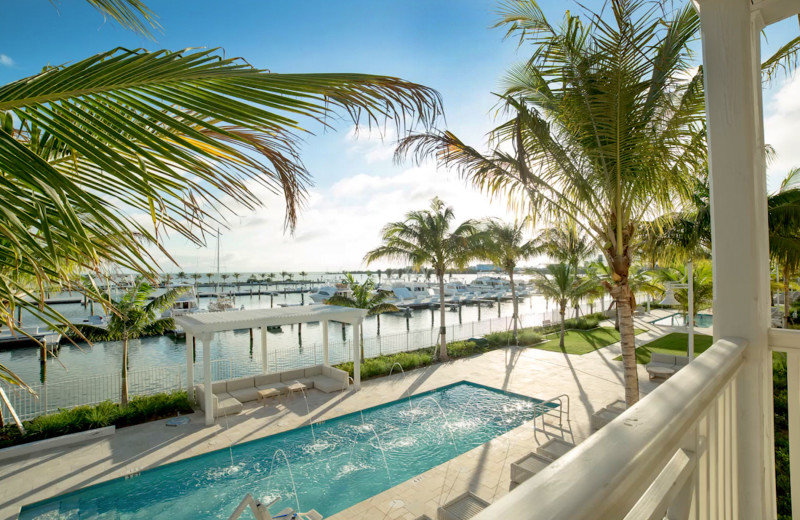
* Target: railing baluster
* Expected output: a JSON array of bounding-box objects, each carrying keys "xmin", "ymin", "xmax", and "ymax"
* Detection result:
[{"xmin": 787, "ymin": 350, "xmax": 800, "ymax": 520}]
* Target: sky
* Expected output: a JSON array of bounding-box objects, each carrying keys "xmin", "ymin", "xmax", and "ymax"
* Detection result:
[{"xmin": 1, "ymin": 1, "xmax": 799, "ymax": 273}]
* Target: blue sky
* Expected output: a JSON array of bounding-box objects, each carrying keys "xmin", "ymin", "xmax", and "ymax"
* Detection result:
[{"xmin": 1, "ymin": 1, "xmax": 799, "ymax": 272}]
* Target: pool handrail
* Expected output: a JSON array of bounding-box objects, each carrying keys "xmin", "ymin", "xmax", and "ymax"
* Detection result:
[
  {"xmin": 532, "ymin": 394, "xmax": 570, "ymax": 443},
  {"xmin": 228, "ymin": 494, "xmax": 276, "ymax": 520}
]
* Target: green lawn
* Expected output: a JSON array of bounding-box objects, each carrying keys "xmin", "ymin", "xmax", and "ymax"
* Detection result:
[
  {"xmin": 613, "ymin": 332, "xmax": 715, "ymax": 364},
  {"xmin": 534, "ymin": 326, "xmax": 646, "ymax": 355}
]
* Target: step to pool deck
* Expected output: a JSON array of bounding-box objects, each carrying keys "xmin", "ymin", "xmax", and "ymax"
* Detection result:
[{"xmin": 0, "ymin": 345, "xmax": 660, "ymax": 520}]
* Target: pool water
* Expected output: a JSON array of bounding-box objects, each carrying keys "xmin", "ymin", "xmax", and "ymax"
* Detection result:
[
  {"xmin": 652, "ymin": 313, "xmax": 713, "ymax": 328},
  {"xmin": 20, "ymin": 382, "xmax": 550, "ymax": 519}
]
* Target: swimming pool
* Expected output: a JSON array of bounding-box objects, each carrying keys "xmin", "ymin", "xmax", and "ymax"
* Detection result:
[
  {"xmin": 19, "ymin": 382, "xmax": 550, "ymax": 519},
  {"xmin": 651, "ymin": 312, "xmax": 713, "ymax": 328}
]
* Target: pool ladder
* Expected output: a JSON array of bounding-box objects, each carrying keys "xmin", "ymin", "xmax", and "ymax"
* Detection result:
[{"xmin": 532, "ymin": 394, "xmax": 570, "ymax": 443}]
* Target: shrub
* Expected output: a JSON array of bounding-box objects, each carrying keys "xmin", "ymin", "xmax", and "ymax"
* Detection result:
[
  {"xmin": 774, "ymin": 354, "xmax": 791, "ymax": 519},
  {"xmin": 484, "ymin": 329, "xmax": 543, "ymax": 347},
  {"xmin": 0, "ymin": 391, "xmax": 193, "ymax": 449}
]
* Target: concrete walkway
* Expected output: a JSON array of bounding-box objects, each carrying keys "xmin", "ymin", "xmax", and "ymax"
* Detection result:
[{"xmin": 0, "ymin": 340, "xmax": 665, "ymax": 520}]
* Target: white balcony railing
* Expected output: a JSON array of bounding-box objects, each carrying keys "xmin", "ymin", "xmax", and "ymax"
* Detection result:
[{"xmin": 475, "ymin": 336, "xmax": 762, "ymax": 519}]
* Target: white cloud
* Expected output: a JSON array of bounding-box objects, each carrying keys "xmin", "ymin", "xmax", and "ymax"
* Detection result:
[
  {"xmin": 764, "ymin": 73, "xmax": 800, "ymax": 190},
  {"xmin": 0, "ymin": 54, "xmax": 13, "ymax": 67},
  {"xmin": 344, "ymin": 124, "xmax": 399, "ymax": 164},
  {"xmin": 151, "ymin": 163, "xmax": 524, "ymax": 272}
]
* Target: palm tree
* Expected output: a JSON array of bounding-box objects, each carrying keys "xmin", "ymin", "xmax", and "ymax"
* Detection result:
[
  {"xmin": 365, "ymin": 197, "xmax": 482, "ymax": 361},
  {"xmin": 385, "ymin": 268, "xmax": 393, "ymax": 280},
  {"xmin": 377, "ymin": 269, "xmax": 382, "ymax": 283},
  {"xmin": 397, "ymin": 1, "xmax": 706, "ymax": 405},
  {"xmin": 299, "ymin": 271, "xmax": 308, "ymax": 281},
  {"xmin": 221, "ymin": 274, "xmax": 230, "ymax": 290},
  {"xmin": 0, "ymin": 0, "xmax": 442, "ymax": 387},
  {"xmin": 191, "ymin": 273, "xmax": 201, "ymax": 288},
  {"xmin": 73, "ymin": 279, "xmax": 188, "ymax": 405},
  {"xmin": 533, "ymin": 264, "xmax": 594, "ymax": 348},
  {"xmin": 205, "ymin": 273, "xmax": 214, "ymax": 287},
  {"xmin": 533, "ymin": 222, "xmax": 595, "ymax": 271},
  {"xmin": 176, "ymin": 272, "xmax": 186, "ymax": 284},
  {"xmin": 233, "ymin": 273, "xmax": 241, "ymax": 290},
  {"xmin": 650, "ymin": 262, "xmax": 714, "ymax": 322},
  {"xmin": 656, "ymin": 168, "xmax": 800, "ymax": 327},
  {"xmin": 286, "ymin": 273, "xmax": 294, "ymax": 282},
  {"xmin": 480, "ymin": 219, "xmax": 537, "ymax": 343},
  {"xmin": 325, "ymin": 273, "xmax": 399, "ymax": 361}
]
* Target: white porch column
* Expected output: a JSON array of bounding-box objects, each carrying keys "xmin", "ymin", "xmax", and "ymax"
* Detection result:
[
  {"xmin": 322, "ymin": 320, "xmax": 329, "ymax": 366},
  {"xmin": 260, "ymin": 326, "xmax": 268, "ymax": 373},
  {"xmin": 185, "ymin": 333, "xmax": 194, "ymax": 402},
  {"xmin": 353, "ymin": 320, "xmax": 361, "ymax": 390},
  {"xmin": 698, "ymin": 0, "xmax": 774, "ymax": 516},
  {"xmin": 202, "ymin": 334, "xmax": 214, "ymax": 426}
]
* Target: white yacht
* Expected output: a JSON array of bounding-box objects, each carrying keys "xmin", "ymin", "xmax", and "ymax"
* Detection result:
[
  {"xmin": 163, "ymin": 284, "xmax": 200, "ymax": 317},
  {"xmin": 310, "ymin": 284, "xmax": 353, "ymax": 303}
]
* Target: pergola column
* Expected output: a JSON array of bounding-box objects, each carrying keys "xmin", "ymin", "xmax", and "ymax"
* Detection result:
[
  {"xmin": 698, "ymin": 0, "xmax": 775, "ymax": 515},
  {"xmin": 260, "ymin": 326, "xmax": 268, "ymax": 373},
  {"xmin": 185, "ymin": 333, "xmax": 194, "ymax": 402},
  {"xmin": 322, "ymin": 320, "xmax": 329, "ymax": 366},
  {"xmin": 353, "ymin": 319, "xmax": 362, "ymax": 390},
  {"xmin": 202, "ymin": 333, "xmax": 214, "ymax": 426}
]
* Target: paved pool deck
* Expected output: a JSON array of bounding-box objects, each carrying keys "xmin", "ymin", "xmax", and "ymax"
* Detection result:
[{"xmin": 0, "ymin": 317, "xmax": 675, "ymax": 520}]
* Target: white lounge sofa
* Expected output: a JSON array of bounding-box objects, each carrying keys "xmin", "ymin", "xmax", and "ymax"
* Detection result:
[
  {"xmin": 195, "ymin": 364, "xmax": 350, "ymax": 418},
  {"xmin": 645, "ymin": 353, "xmax": 689, "ymax": 381}
]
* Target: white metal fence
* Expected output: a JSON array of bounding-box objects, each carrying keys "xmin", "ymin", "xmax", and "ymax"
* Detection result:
[{"xmin": 1, "ymin": 303, "xmax": 603, "ymax": 423}]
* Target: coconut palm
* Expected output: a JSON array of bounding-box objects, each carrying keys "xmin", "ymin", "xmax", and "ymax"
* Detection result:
[
  {"xmin": 479, "ymin": 219, "xmax": 537, "ymax": 343},
  {"xmin": 397, "ymin": 1, "xmax": 706, "ymax": 405},
  {"xmin": 325, "ymin": 273, "xmax": 399, "ymax": 361},
  {"xmin": 205, "ymin": 273, "xmax": 214, "ymax": 287},
  {"xmin": 0, "ymin": 0, "xmax": 442, "ymax": 387},
  {"xmin": 655, "ymin": 169, "xmax": 800, "ymax": 327},
  {"xmin": 73, "ymin": 279, "xmax": 188, "ymax": 405},
  {"xmin": 533, "ymin": 222, "xmax": 595, "ymax": 271},
  {"xmin": 533, "ymin": 264, "xmax": 595, "ymax": 348},
  {"xmin": 299, "ymin": 271, "xmax": 308, "ymax": 281},
  {"xmin": 233, "ymin": 273, "xmax": 241, "ymax": 290},
  {"xmin": 365, "ymin": 197, "xmax": 482, "ymax": 361},
  {"xmin": 191, "ymin": 273, "xmax": 201, "ymax": 288},
  {"xmin": 650, "ymin": 262, "xmax": 714, "ymax": 321}
]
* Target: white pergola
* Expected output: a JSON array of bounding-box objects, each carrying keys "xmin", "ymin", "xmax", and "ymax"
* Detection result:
[{"xmin": 175, "ymin": 305, "xmax": 367, "ymax": 426}]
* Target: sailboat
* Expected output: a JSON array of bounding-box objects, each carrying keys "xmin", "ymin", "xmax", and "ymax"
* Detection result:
[{"xmin": 208, "ymin": 229, "xmax": 237, "ymax": 312}]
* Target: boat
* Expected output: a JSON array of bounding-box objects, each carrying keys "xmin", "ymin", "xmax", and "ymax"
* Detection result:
[
  {"xmin": 309, "ymin": 284, "xmax": 353, "ymax": 303},
  {"xmin": 207, "ymin": 230, "xmax": 240, "ymax": 312},
  {"xmin": 162, "ymin": 283, "xmax": 200, "ymax": 317}
]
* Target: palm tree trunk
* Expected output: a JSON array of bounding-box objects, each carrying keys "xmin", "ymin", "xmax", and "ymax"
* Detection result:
[
  {"xmin": 509, "ymin": 269, "xmax": 518, "ymax": 343},
  {"xmin": 438, "ymin": 274, "xmax": 448, "ymax": 361},
  {"xmin": 784, "ymin": 264, "xmax": 790, "ymax": 328},
  {"xmin": 377, "ymin": 314, "xmax": 381, "ymax": 336},
  {"xmin": 121, "ymin": 336, "xmax": 129, "ymax": 406},
  {"xmin": 559, "ymin": 304, "xmax": 566, "ymax": 349},
  {"xmin": 611, "ymin": 281, "xmax": 639, "ymax": 406}
]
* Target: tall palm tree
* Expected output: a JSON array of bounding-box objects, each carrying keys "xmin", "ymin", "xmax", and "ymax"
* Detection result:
[
  {"xmin": 176, "ymin": 272, "xmax": 186, "ymax": 284},
  {"xmin": 479, "ymin": 219, "xmax": 537, "ymax": 343},
  {"xmin": 325, "ymin": 273, "xmax": 399, "ymax": 361},
  {"xmin": 73, "ymin": 279, "xmax": 188, "ymax": 405},
  {"xmin": 205, "ymin": 273, "xmax": 214, "ymax": 287},
  {"xmin": 397, "ymin": 1, "xmax": 706, "ymax": 405},
  {"xmin": 533, "ymin": 264, "xmax": 595, "ymax": 348},
  {"xmin": 655, "ymin": 169, "xmax": 800, "ymax": 327},
  {"xmin": 365, "ymin": 197, "xmax": 482, "ymax": 361},
  {"xmin": 299, "ymin": 271, "xmax": 308, "ymax": 281},
  {"xmin": 233, "ymin": 273, "xmax": 241, "ymax": 290},
  {"xmin": 280, "ymin": 271, "xmax": 288, "ymax": 281},
  {"xmin": 0, "ymin": 0, "xmax": 442, "ymax": 387},
  {"xmin": 191, "ymin": 273, "xmax": 201, "ymax": 288},
  {"xmin": 650, "ymin": 262, "xmax": 714, "ymax": 321},
  {"xmin": 533, "ymin": 222, "xmax": 595, "ymax": 271}
]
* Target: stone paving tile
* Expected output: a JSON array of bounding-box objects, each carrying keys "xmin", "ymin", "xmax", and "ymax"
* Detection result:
[{"xmin": 0, "ymin": 341, "xmax": 665, "ymax": 520}]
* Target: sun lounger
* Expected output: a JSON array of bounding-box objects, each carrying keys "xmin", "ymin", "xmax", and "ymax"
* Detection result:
[
  {"xmin": 510, "ymin": 452, "xmax": 553, "ymax": 489},
  {"xmin": 437, "ymin": 492, "xmax": 490, "ymax": 520},
  {"xmin": 646, "ymin": 353, "xmax": 689, "ymax": 381},
  {"xmin": 536, "ymin": 438, "xmax": 575, "ymax": 460}
]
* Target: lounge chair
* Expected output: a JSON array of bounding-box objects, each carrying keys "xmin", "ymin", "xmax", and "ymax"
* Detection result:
[
  {"xmin": 510, "ymin": 452, "xmax": 553, "ymax": 489},
  {"xmin": 591, "ymin": 399, "xmax": 627, "ymax": 431},
  {"xmin": 536, "ymin": 438, "xmax": 575, "ymax": 460},
  {"xmin": 437, "ymin": 492, "xmax": 490, "ymax": 520},
  {"xmin": 645, "ymin": 353, "xmax": 689, "ymax": 381}
]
